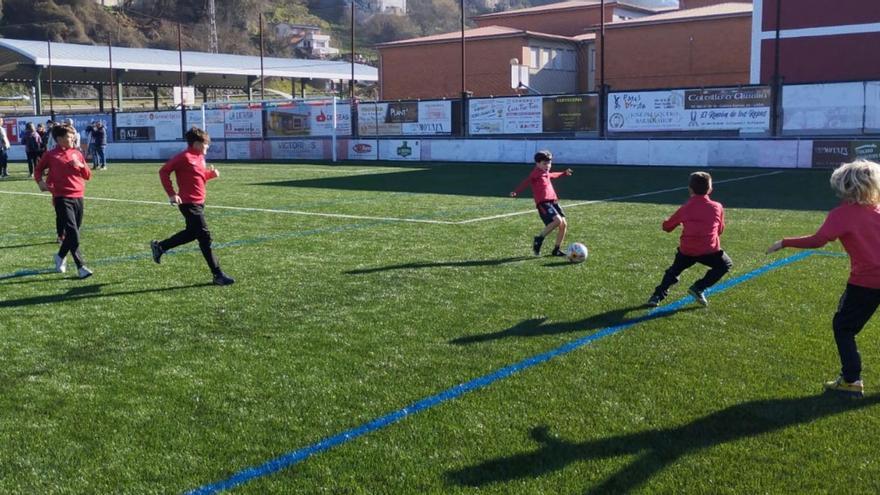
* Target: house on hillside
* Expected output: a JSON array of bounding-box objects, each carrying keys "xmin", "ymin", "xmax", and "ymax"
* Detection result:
[{"xmin": 274, "ymin": 23, "xmax": 340, "ymax": 58}]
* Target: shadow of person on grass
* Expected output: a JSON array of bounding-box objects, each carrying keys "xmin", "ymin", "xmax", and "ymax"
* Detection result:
[
  {"xmin": 451, "ymin": 305, "xmax": 700, "ymax": 345},
  {"xmin": 0, "ymin": 282, "xmax": 214, "ymax": 308},
  {"xmin": 448, "ymin": 393, "xmax": 880, "ymax": 493},
  {"xmin": 346, "ymin": 256, "xmax": 531, "ymax": 275},
  {"xmin": 0, "ymin": 241, "xmax": 57, "ymax": 250}
]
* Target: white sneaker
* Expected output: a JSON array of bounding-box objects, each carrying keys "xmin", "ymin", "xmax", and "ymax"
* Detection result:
[
  {"xmin": 54, "ymin": 254, "xmax": 67, "ymax": 273},
  {"xmin": 77, "ymin": 266, "xmax": 93, "ymax": 279}
]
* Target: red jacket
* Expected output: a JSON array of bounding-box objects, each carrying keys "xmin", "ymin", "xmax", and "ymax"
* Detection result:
[
  {"xmin": 34, "ymin": 146, "xmax": 91, "ymax": 198},
  {"xmin": 159, "ymin": 148, "xmax": 218, "ymax": 204},
  {"xmin": 512, "ymin": 166, "xmax": 567, "ymax": 204},
  {"xmin": 663, "ymin": 195, "xmax": 726, "ymax": 256},
  {"xmin": 783, "ymin": 202, "xmax": 880, "ymax": 289}
]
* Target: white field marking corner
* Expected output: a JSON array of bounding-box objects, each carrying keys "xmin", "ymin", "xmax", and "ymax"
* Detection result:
[
  {"xmin": 456, "ymin": 170, "xmax": 785, "ymax": 225},
  {"xmin": 0, "ymin": 170, "xmax": 782, "ymax": 226}
]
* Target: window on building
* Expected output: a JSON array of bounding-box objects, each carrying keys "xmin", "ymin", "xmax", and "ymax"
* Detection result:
[
  {"xmin": 541, "ymin": 48, "xmax": 551, "ymax": 69},
  {"xmin": 529, "ymin": 47, "xmax": 540, "ymax": 69}
]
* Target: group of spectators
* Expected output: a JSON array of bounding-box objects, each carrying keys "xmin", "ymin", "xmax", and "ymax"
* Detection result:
[{"xmin": 19, "ymin": 118, "xmax": 108, "ymax": 177}]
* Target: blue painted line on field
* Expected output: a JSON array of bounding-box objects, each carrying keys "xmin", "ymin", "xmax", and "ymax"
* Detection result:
[{"xmin": 184, "ymin": 250, "xmax": 818, "ymax": 495}]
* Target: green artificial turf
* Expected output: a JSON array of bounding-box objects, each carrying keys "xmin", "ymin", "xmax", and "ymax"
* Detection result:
[{"xmin": 0, "ymin": 160, "xmax": 877, "ymax": 494}]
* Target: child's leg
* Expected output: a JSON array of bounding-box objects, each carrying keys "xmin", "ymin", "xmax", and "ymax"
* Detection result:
[
  {"xmin": 159, "ymin": 205, "xmax": 201, "ymax": 252},
  {"xmin": 192, "ymin": 209, "xmax": 222, "ymax": 275},
  {"xmin": 553, "ymin": 216, "xmax": 567, "ymax": 249},
  {"xmin": 653, "ymin": 250, "xmax": 697, "ymax": 298},
  {"xmin": 56, "ymin": 198, "xmax": 84, "ymax": 268},
  {"xmin": 539, "ymin": 217, "xmax": 560, "ymax": 238},
  {"xmin": 832, "ymin": 284, "xmax": 880, "ymax": 382},
  {"xmin": 692, "ymin": 251, "xmax": 733, "ymax": 292}
]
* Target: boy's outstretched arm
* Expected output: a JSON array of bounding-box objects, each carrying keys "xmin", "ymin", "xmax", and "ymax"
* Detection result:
[{"xmin": 661, "ymin": 208, "xmax": 684, "ymax": 232}]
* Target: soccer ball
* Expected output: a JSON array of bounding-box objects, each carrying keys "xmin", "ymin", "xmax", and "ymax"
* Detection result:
[{"xmin": 566, "ymin": 242, "xmax": 588, "ymax": 264}]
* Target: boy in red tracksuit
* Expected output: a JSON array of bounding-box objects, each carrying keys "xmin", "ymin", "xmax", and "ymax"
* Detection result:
[
  {"xmin": 647, "ymin": 171, "xmax": 732, "ymax": 307},
  {"xmin": 150, "ymin": 127, "xmax": 234, "ymax": 286},
  {"xmin": 34, "ymin": 124, "xmax": 93, "ymax": 279},
  {"xmin": 510, "ymin": 150, "xmax": 573, "ymax": 257},
  {"xmin": 768, "ymin": 160, "xmax": 880, "ymax": 398}
]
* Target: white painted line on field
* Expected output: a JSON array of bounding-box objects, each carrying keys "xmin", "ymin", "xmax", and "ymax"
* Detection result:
[
  {"xmin": 455, "ymin": 170, "xmax": 785, "ymax": 225},
  {"xmin": 0, "ymin": 190, "xmax": 457, "ymax": 225}
]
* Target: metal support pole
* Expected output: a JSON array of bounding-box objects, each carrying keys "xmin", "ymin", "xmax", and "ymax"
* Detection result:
[
  {"xmin": 460, "ymin": 0, "xmax": 467, "ymax": 136},
  {"xmin": 351, "ymin": 1, "xmax": 356, "ymax": 100},
  {"xmin": 599, "ymin": 0, "xmax": 606, "ymax": 138},
  {"xmin": 771, "ymin": 0, "xmax": 784, "ymax": 136},
  {"xmin": 152, "ymin": 86, "xmax": 159, "ymax": 110},
  {"xmin": 116, "ymin": 71, "xmax": 124, "ymax": 111},
  {"xmin": 34, "ymin": 67, "xmax": 43, "ymax": 115},
  {"xmin": 178, "ymin": 23, "xmax": 187, "ymax": 137},
  {"xmin": 108, "ymin": 37, "xmax": 116, "ymax": 118},
  {"xmin": 47, "ymin": 38, "xmax": 55, "ymax": 119},
  {"xmin": 259, "ymin": 13, "xmax": 265, "ymax": 100},
  {"xmin": 96, "ymin": 84, "xmax": 105, "ymax": 112}
]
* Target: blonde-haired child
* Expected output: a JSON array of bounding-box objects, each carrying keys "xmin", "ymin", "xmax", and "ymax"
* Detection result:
[{"xmin": 768, "ymin": 160, "xmax": 880, "ymax": 397}]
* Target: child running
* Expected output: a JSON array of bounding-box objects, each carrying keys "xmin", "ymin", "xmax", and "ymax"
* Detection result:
[
  {"xmin": 510, "ymin": 150, "xmax": 573, "ymax": 257},
  {"xmin": 150, "ymin": 127, "xmax": 234, "ymax": 286},
  {"xmin": 34, "ymin": 123, "xmax": 93, "ymax": 279},
  {"xmin": 768, "ymin": 160, "xmax": 880, "ymax": 398},
  {"xmin": 647, "ymin": 171, "xmax": 732, "ymax": 307}
]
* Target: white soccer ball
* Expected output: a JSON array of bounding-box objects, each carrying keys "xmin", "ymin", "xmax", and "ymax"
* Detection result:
[{"xmin": 566, "ymin": 242, "xmax": 588, "ymax": 264}]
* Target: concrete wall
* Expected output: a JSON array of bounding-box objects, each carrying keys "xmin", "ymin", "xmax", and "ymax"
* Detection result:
[{"xmin": 5, "ymin": 138, "xmax": 810, "ymax": 168}]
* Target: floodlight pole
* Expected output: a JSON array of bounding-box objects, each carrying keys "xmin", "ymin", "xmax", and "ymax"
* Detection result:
[
  {"xmin": 351, "ymin": 0, "xmax": 356, "ymax": 100},
  {"xmin": 108, "ymin": 35, "xmax": 116, "ymax": 119},
  {"xmin": 46, "ymin": 37, "xmax": 55, "ymax": 120}
]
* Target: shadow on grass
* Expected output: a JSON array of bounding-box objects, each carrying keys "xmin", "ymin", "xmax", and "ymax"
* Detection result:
[
  {"xmin": 346, "ymin": 256, "xmax": 531, "ymax": 274},
  {"xmin": 0, "ymin": 282, "xmax": 214, "ymax": 308},
  {"xmin": 447, "ymin": 393, "xmax": 880, "ymax": 493},
  {"xmin": 451, "ymin": 304, "xmax": 700, "ymax": 345},
  {"xmin": 0, "ymin": 241, "xmax": 57, "ymax": 250},
  {"xmin": 253, "ymin": 164, "xmax": 836, "ymax": 211}
]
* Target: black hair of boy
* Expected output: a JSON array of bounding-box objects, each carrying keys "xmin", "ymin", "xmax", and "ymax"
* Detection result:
[
  {"xmin": 689, "ymin": 172, "xmax": 712, "ymax": 195},
  {"xmin": 185, "ymin": 127, "xmax": 210, "ymax": 147},
  {"xmin": 534, "ymin": 150, "xmax": 552, "ymax": 163}
]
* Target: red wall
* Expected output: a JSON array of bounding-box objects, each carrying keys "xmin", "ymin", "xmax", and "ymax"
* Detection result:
[
  {"xmin": 760, "ymin": 32, "xmax": 880, "ymax": 84},
  {"xmin": 762, "ymin": 0, "xmax": 879, "ymax": 31},
  {"xmin": 474, "ymin": 6, "xmax": 612, "ymax": 37}
]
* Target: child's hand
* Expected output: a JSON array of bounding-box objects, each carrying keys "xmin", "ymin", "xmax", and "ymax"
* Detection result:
[
  {"xmin": 766, "ymin": 240, "xmax": 784, "ymax": 254},
  {"xmin": 169, "ymin": 194, "xmax": 181, "ymax": 206},
  {"xmin": 565, "ymin": 168, "xmax": 573, "ymax": 176},
  {"xmin": 509, "ymin": 192, "xmax": 517, "ymax": 197},
  {"xmin": 209, "ymin": 165, "xmax": 219, "ymax": 177},
  {"xmin": 37, "ymin": 180, "xmax": 50, "ymax": 192}
]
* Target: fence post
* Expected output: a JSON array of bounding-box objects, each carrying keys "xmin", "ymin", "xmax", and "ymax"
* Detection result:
[{"xmin": 460, "ymin": 91, "xmax": 471, "ymax": 137}]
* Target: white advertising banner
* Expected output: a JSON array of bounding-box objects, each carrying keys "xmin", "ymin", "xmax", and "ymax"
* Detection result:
[
  {"xmin": 346, "ymin": 139, "xmax": 378, "ymax": 160},
  {"xmin": 224, "ymin": 107, "xmax": 263, "ymax": 139},
  {"xmin": 782, "ymin": 82, "xmax": 865, "ymax": 133},
  {"xmin": 607, "ymin": 87, "xmax": 771, "ymax": 133},
  {"xmin": 357, "ymin": 101, "xmax": 451, "ymax": 136},
  {"xmin": 268, "ymin": 140, "xmax": 326, "ymax": 160},
  {"xmin": 116, "ymin": 111, "xmax": 184, "ymax": 141},
  {"xmin": 865, "ymin": 82, "xmax": 880, "ymax": 133},
  {"xmin": 266, "ymin": 102, "xmax": 351, "ymax": 137},
  {"xmin": 469, "ymin": 96, "xmax": 542, "ymax": 135},
  {"xmin": 186, "ymin": 109, "xmax": 225, "ymax": 138},
  {"xmin": 379, "ymin": 139, "xmax": 421, "ymax": 160},
  {"xmin": 308, "ymin": 101, "xmax": 352, "ymax": 136}
]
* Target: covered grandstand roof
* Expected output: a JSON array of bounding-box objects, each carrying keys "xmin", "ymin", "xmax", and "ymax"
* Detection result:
[{"xmin": 0, "ymin": 38, "xmax": 378, "ymax": 88}]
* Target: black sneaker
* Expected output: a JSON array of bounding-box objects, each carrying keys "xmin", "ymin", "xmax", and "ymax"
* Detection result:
[
  {"xmin": 150, "ymin": 240, "xmax": 163, "ymax": 264},
  {"xmin": 213, "ymin": 272, "xmax": 235, "ymax": 286},
  {"xmin": 532, "ymin": 236, "xmax": 544, "ymax": 256},
  {"xmin": 688, "ymin": 286, "xmax": 708, "ymax": 306},
  {"xmin": 646, "ymin": 294, "xmax": 663, "ymax": 307},
  {"xmin": 551, "ymin": 246, "xmax": 566, "ymax": 257}
]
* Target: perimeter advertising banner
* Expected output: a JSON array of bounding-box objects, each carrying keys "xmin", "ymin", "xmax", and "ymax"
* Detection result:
[
  {"xmin": 812, "ymin": 140, "xmax": 880, "ymax": 168},
  {"xmin": 607, "ymin": 87, "xmax": 771, "ymax": 133},
  {"xmin": 469, "ymin": 96, "xmax": 542, "ymax": 135},
  {"xmin": 782, "ymin": 82, "xmax": 864, "ymax": 133},
  {"xmin": 357, "ymin": 101, "xmax": 452, "ymax": 136},
  {"xmin": 185, "ymin": 109, "xmax": 226, "ymax": 138},
  {"xmin": 56, "ymin": 114, "xmax": 115, "ymax": 144},
  {"xmin": 224, "ymin": 107, "xmax": 263, "ymax": 139},
  {"xmin": 265, "ymin": 101, "xmax": 351, "ymax": 137},
  {"xmin": 116, "ymin": 111, "xmax": 183, "ymax": 141},
  {"xmin": 541, "ymin": 95, "xmax": 599, "ymax": 132},
  {"xmin": 865, "ymin": 82, "xmax": 880, "ymax": 133}
]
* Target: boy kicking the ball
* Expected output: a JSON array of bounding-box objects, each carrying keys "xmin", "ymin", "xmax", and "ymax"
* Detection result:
[
  {"xmin": 150, "ymin": 127, "xmax": 234, "ymax": 286},
  {"xmin": 510, "ymin": 150, "xmax": 573, "ymax": 257},
  {"xmin": 647, "ymin": 171, "xmax": 732, "ymax": 307}
]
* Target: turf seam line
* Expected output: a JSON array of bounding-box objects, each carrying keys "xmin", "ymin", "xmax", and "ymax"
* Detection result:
[
  {"xmin": 184, "ymin": 249, "xmax": 814, "ymax": 495},
  {"xmin": 456, "ymin": 170, "xmax": 785, "ymax": 224}
]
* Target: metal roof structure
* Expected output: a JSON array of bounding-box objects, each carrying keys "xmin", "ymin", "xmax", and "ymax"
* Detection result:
[{"xmin": 0, "ymin": 38, "xmax": 378, "ymax": 89}]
